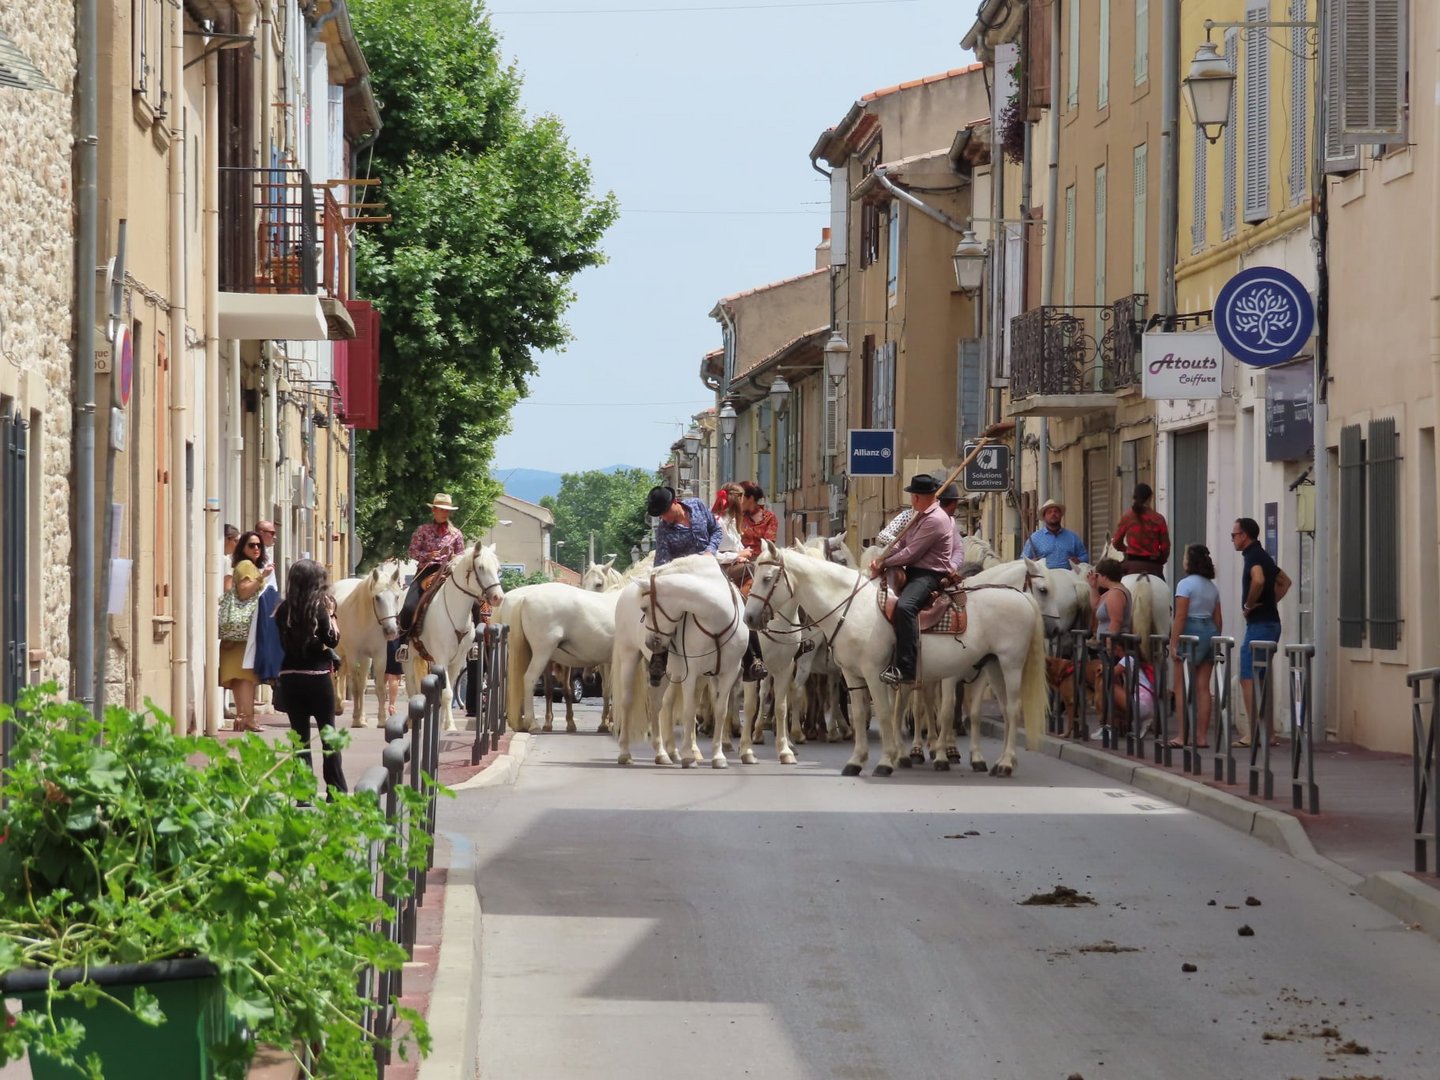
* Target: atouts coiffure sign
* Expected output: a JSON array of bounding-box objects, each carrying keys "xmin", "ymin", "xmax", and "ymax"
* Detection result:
[{"xmin": 1141, "ymin": 331, "xmax": 1223, "ymax": 400}]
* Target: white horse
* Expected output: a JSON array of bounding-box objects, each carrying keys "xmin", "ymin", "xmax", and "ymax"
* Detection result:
[
  {"xmin": 803, "ymin": 532, "xmax": 855, "ymax": 567},
  {"xmin": 406, "ymin": 541, "xmax": 505, "ymax": 734},
  {"xmin": 333, "ymin": 559, "xmax": 405, "ymax": 729},
  {"xmin": 860, "ymin": 532, "xmax": 997, "ymax": 572},
  {"xmin": 744, "ymin": 541, "xmax": 1049, "ymax": 777},
  {"xmin": 611, "ymin": 555, "xmax": 750, "ymax": 768},
  {"xmin": 1099, "ymin": 542, "xmax": 1173, "ymax": 659},
  {"xmin": 582, "ymin": 558, "xmax": 625, "ymax": 593},
  {"xmin": 496, "ymin": 581, "xmax": 622, "ymax": 734}
]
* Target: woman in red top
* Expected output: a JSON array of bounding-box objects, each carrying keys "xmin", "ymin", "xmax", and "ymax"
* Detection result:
[
  {"xmin": 736, "ymin": 481, "xmax": 778, "ymax": 562},
  {"xmin": 1112, "ymin": 482, "xmax": 1170, "ymax": 579}
]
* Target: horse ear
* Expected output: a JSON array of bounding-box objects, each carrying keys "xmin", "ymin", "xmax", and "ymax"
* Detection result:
[{"xmin": 832, "ymin": 531, "xmax": 846, "ymax": 545}]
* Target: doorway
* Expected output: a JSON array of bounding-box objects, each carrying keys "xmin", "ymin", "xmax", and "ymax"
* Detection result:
[{"xmin": 1170, "ymin": 427, "xmax": 1209, "ymax": 583}]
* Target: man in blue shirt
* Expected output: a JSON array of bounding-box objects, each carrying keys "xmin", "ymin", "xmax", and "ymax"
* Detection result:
[{"xmin": 1023, "ymin": 499, "xmax": 1089, "ymax": 569}]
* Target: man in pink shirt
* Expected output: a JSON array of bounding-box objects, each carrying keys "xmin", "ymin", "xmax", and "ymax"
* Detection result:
[{"xmin": 868, "ymin": 474, "xmax": 954, "ymax": 686}]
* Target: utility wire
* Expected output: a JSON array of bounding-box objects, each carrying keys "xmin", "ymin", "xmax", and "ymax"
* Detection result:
[{"xmin": 493, "ymin": 0, "xmax": 918, "ymax": 14}]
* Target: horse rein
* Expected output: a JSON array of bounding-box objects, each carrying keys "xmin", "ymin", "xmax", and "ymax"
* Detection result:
[{"xmin": 645, "ymin": 566, "xmax": 743, "ymax": 677}]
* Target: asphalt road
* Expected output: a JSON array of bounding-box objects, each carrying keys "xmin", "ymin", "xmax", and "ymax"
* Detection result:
[{"xmin": 444, "ymin": 702, "xmax": 1440, "ymax": 1080}]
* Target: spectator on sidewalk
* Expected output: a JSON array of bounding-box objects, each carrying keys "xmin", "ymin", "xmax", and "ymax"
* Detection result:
[
  {"xmin": 222, "ymin": 524, "xmax": 240, "ymax": 592},
  {"xmin": 222, "ymin": 531, "xmax": 272, "ymax": 733},
  {"xmin": 275, "ymin": 559, "xmax": 348, "ymax": 800},
  {"xmin": 1024, "ymin": 499, "xmax": 1090, "ymax": 570},
  {"xmin": 1231, "ymin": 517, "xmax": 1290, "ymax": 747},
  {"xmin": 1169, "ymin": 543, "xmax": 1222, "ymax": 749}
]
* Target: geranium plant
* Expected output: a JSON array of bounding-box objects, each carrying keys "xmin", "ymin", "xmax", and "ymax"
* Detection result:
[{"xmin": 0, "ymin": 686, "xmax": 432, "ymax": 1078}]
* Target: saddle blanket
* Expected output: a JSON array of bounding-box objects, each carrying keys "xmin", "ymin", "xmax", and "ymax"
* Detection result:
[{"xmin": 875, "ymin": 578, "xmax": 968, "ymax": 636}]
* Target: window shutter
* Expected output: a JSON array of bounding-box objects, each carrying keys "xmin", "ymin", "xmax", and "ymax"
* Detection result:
[
  {"xmin": 1097, "ymin": 0, "xmax": 1110, "ymax": 107},
  {"xmin": 1094, "ymin": 165, "xmax": 1107, "ymax": 307},
  {"xmin": 1222, "ymin": 29, "xmax": 1239, "ymax": 238},
  {"xmin": 956, "ymin": 340, "xmax": 984, "ymax": 450},
  {"xmin": 1338, "ymin": 423, "xmax": 1366, "ymax": 647},
  {"xmin": 1323, "ymin": 0, "xmax": 1361, "ymax": 172},
  {"xmin": 1132, "ymin": 143, "xmax": 1147, "ymax": 295},
  {"xmin": 1134, "ymin": 0, "xmax": 1149, "ymax": 84},
  {"xmin": 1064, "ymin": 184, "xmax": 1076, "ymax": 307},
  {"xmin": 1341, "ymin": 0, "xmax": 1408, "ymax": 144},
  {"xmin": 1242, "ymin": 3, "xmax": 1270, "ymax": 224},
  {"xmin": 1067, "ymin": 0, "xmax": 1080, "ymax": 108},
  {"xmin": 1289, "ymin": 1, "xmax": 1309, "ymax": 204},
  {"xmin": 829, "ymin": 169, "xmax": 848, "ymax": 266},
  {"xmin": 824, "ymin": 372, "xmax": 839, "ymax": 471},
  {"xmin": 1367, "ymin": 417, "xmax": 1400, "ymax": 649},
  {"xmin": 882, "ymin": 341, "xmax": 897, "ymax": 428},
  {"xmin": 1191, "ymin": 124, "xmax": 1207, "ymax": 253},
  {"xmin": 1026, "ymin": 0, "xmax": 1053, "ymax": 113}
]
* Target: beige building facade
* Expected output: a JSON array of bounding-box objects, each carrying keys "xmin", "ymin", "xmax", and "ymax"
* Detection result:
[{"xmin": 491, "ymin": 494, "xmax": 554, "ymax": 576}]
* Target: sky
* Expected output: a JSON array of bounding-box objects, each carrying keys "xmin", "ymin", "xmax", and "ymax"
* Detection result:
[{"xmin": 488, "ymin": 0, "xmax": 977, "ymax": 475}]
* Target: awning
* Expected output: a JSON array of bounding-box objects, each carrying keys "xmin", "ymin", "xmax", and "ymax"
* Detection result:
[{"xmin": 218, "ymin": 292, "xmax": 329, "ymax": 341}]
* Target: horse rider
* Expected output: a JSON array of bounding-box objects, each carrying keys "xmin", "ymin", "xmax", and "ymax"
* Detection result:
[
  {"xmin": 394, "ymin": 492, "xmax": 467, "ymax": 659},
  {"xmin": 1023, "ymin": 498, "xmax": 1090, "ymax": 570},
  {"xmin": 1111, "ymin": 482, "xmax": 1170, "ymax": 579},
  {"xmin": 937, "ymin": 480, "xmax": 969, "ymax": 570},
  {"xmin": 867, "ymin": 473, "xmax": 954, "ymax": 687}
]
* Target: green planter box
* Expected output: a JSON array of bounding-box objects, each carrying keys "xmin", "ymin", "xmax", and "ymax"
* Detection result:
[{"xmin": 1, "ymin": 958, "xmax": 235, "ymax": 1079}]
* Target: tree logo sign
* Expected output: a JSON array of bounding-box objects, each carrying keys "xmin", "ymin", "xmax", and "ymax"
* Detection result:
[{"xmin": 1214, "ymin": 266, "xmax": 1315, "ymax": 368}]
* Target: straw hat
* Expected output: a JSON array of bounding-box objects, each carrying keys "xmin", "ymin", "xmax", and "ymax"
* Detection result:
[
  {"xmin": 428, "ymin": 493, "xmax": 458, "ymax": 511},
  {"xmin": 1039, "ymin": 498, "xmax": 1065, "ymax": 513}
]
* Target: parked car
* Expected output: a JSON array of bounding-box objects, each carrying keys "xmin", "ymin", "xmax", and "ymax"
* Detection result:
[{"xmin": 533, "ymin": 666, "xmax": 602, "ymax": 703}]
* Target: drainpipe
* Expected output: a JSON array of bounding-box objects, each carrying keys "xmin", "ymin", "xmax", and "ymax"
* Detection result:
[
  {"xmin": 991, "ymin": 106, "xmax": 1009, "ymax": 548},
  {"xmin": 717, "ymin": 305, "xmax": 737, "ymax": 483},
  {"xmin": 169, "ymin": 0, "xmax": 189, "ymax": 733},
  {"xmin": 1158, "ymin": 0, "xmax": 1180, "ymax": 320},
  {"xmin": 1038, "ymin": 0, "xmax": 1061, "ymax": 506},
  {"xmin": 871, "ymin": 168, "xmax": 967, "ymax": 232},
  {"xmin": 75, "ymin": 0, "xmax": 98, "ymax": 712},
  {"xmin": 204, "ymin": 51, "xmax": 223, "ymax": 737},
  {"xmin": 1015, "ymin": 116, "xmax": 1034, "ymax": 556}
]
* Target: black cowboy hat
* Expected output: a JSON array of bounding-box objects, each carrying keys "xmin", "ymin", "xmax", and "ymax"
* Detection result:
[
  {"xmin": 903, "ymin": 473, "xmax": 941, "ymax": 495},
  {"xmin": 938, "ymin": 481, "xmax": 962, "ymax": 502},
  {"xmin": 646, "ymin": 486, "xmax": 676, "ymax": 517}
]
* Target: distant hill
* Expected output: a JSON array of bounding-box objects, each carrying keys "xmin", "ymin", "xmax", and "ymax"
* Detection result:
[{"xmin": 492, "ymin": 465, "xmax": 642, "ymax": 505}]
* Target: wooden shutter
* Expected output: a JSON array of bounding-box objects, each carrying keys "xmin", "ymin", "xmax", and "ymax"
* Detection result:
[
  {"xmin": 1192, "ymin": 124, "xmax": 1207, "ymax": 253},
  {"xmin": 956, "ymin": 340, "xmax": 984, "ymax": 450},
  {"xmin": 1134, "ymin": 0, "xmax": 1149, "ymax": 84},
  {"xmin": 1222, "ymin": 29, "xmax": 1239, "ymax": 238},
  {"xmin": 1064, "ymin": 184, "xmax": 1076, "ymax": 307},
  {"xmin": 1132, "ymin": 144, "xmax": 1147, "ymax": 295},
  {"xmin": 1341, "ymin": 0, "xmax": 1408, "ymax": 144},
  {"xmin": 824, "ymin": 370, "xmax": 839, "ymax": 471},
  {"xmin": 1322, "ymin": 0, "xmax": 1361, "ymax": 172},
  {"xmin": 1242, "ymin": 3, "xmax": 1270, "ymax": 224},
  {"xmin": 1290, "ymin": 1, "xmax": 1310, "ymax": 204},
  {"xmin": 1097, "ymin": 0, "xmax": 1110, "ymax": 108},
  {"xmin": 1367, "ymin": 418, "xmax": 1400, "ymax": 648},
  {"xmin": 1067, "ymin": 0, "xmax": 1080, "ymax": 108},
  {"xmin": 1338, "ymin": 423, "xmax": 1366, "ymax": 647},
  {"xmin": 1094, "ymin": 164, "xmax": 1107, "ymax": 307},
  {"xmin": 1026, "ymin": 0, "xmax": 1052, "ymax": 115}
]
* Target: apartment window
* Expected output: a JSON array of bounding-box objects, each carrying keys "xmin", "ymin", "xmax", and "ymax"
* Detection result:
[
  {"xmin": 1134, "ymin": 0, "xmax": 1149, "ymax": 85},
  {"xmin": 871, "ymin": 341, "xmax": 896, "ymax": 429},
  {"xmin": 1063, "ymin": 184, "xmax": 1076, "ymax": 307},
  {"xmin": 860, "ymin": 202, "xmax": 881, "ymax": 268},
  {"xmin": 1339, "ymin": 0, "xmax": 1409, "ymax": 147},
  {"xmin": 1339, "ymin": 419, "xmax": 1402, "ymax": 648},
  {"xmin": 1222, "ymin": 29, "xmax": 1239, "ymax": 239},
  {"xmin": 1067, "ymin": 0, "xmax": 1080, "ymax": 109},
  {"xmin": 886, "ymin": 201, "xmax": 900, "ymax": 305},
  {"xmin": 1132, "ymin": 144, "xmax": 1147, "ymax": 295},
  {"xmin": 1242, "ymin": 3, "xmax": 1271, "ymax": 224},
  {"xmin": 784, "ymin": 385, "xmax": 803, "ymax": 490},
  {"xmin": 1289, "ymin": 1, "xmax": 1310, "ymax": 204},
  {"xmin": 131, "ymin": 0, "xmax": 168, "ymax": 114},
  {"xmin": 956, "ymin": 340, "xmax": 984, "ymax": 451},
  {"xmin": 1192, "ymin": 125, "xmax": 1208, "ymax": 252},
  {"xmin": 1097, "ymin": 0, "xmax": 1110, "ymax": 107},
  {"xmin": 1093, "ymin": 164, "xmax": 1107, "ymax": 307}
]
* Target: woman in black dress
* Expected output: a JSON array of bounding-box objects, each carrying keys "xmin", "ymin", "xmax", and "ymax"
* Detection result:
[{"xmin": 274, "ymin": 559, "xmax": 348, "ymax": 799}]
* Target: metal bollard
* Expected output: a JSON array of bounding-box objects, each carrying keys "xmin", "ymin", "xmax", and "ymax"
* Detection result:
[
  {"xmin": 1247, "ymin": 640, "xmax": 1279, "ymax": 800},
  {"xmin": 1176, "ymin": 635, "xmax": 1202, "ymax": 776},
  {"xmin": 1211, "ymin": 636, "xmax": 1237, "ymax": 784},
  {"xmin": 1119, "ymin": 633, "xmax": 1143, "ymax": 757},
  {"xmin": 1099, "ymin": 632, "xmax": 1118, "ymax": 749},
  {"xmin": 1070, "ymin": 628, "xmax": 1090, "ymax": 741},
  {"xmin": 470, "ymin": 624, "xmax": 492, "ymax": 765},
  {"xmin": 1286, "ymin": 645, "xmax": 1319, "ymax": 814},
  {"xmin": 1407, "ymin": 668, "xmax": 1440, "ymax": 875},
  {"xmin": 1150, "ymin": 635, "xmax": 1171, "ymax": 767}
]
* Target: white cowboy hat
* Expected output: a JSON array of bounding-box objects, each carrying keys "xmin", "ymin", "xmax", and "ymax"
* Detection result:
[
  {"xmin": 1039, "ymin": 498, "xmax": 1065, "ymax": 513},
  {"xmin": 428, "ymin": 492, "xmax": 458, "ymax": 511}
]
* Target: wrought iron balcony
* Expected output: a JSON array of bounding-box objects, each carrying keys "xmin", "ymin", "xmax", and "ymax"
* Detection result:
[
  {"xmin": 1008, "ymin": 294, "xmax": 1148, "ymax": 416},
  {"xmin": 219, "ymin": 167, "xmax": 319, "ymax": 295}
]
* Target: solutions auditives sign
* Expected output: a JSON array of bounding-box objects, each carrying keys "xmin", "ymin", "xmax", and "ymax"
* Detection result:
[{"xmin": 1141, "ymin": 330, "xmax": 1223, "ymax": 399}]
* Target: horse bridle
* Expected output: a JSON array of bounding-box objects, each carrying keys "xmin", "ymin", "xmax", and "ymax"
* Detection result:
[
  {"xmin": 749, "ymin": 548, "xmax": 869, "ymax": 647},
  {"xmin": 645, "ymin": 565, "xmax": 742, "ymax": 677}
]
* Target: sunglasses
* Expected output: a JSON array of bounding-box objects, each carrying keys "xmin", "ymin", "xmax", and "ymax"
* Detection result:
[{"xmin": 245, "ymin": 541, "xmax": 262, "ymax": 548}]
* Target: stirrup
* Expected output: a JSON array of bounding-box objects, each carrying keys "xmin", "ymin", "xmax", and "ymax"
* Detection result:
[
  {"xmin": 395, "ymin": 643, "xmax": 411, "ymax": 662},
  {"xmin": 795, "ymin": 638, "xmax": 816, "ymax": 658},
  {"xmin": 879, "ymin": 666, "xmax": 903, "ymax": 687}
]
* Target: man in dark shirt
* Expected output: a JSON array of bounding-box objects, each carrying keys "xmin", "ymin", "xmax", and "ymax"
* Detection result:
[{"xmin": 1230, "ymin": 516, "xmax": 1291, "ymax": 746}]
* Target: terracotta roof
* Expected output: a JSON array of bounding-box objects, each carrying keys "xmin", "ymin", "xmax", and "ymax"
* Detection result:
[
  {"xmin": 861, "ymin": 64, "xmax": 984, "ymax": 103},
  {"xmin": 735, "ymin": 326, "xmax": 829, "ymax": 381},
  {"xmin": 714, "ymin": 267, "xmax": 826, "ymax": 308}
]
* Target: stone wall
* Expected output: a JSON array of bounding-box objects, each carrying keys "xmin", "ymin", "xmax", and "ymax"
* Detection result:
[{"xmin": 0, "ymin": 7, "xmax": 76, "ymax": 688}]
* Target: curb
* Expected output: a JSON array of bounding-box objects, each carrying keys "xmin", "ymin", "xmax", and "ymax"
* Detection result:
[
  {"xmin": 989, "ymin": 719, "xmax": 1440, "ymax": 938},
  {"xmin": 416, "ymin": 869, "xmax": 481, "ymax": 1080},
  {"xmin": 449, "ymin": 732, "xmax": 530, "ymax": 791}
]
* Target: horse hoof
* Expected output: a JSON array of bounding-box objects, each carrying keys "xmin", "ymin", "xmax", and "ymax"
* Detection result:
[
  {"xmin": 567, "ymin": 724, "xmax": 578, "ymax": 734},
  {"xmin": 779, "ymin": 751, "xmax": 797, "ymax": 765},
  {"xmin": 655, "ymin": 754, "xmax": 673, "ymax": 766},
  {"xmin": 989, "ymin": 763, "xmax": 1013, "ymax": 778},
  {"xmin": 873, "ymin": 764, "xmax": 894, "ymax": 778},
  {"xmin": 945, "ymin": 748, "xmax": 961, "ymax": 763},
  {"xmin": 740, "ymin": 751, "xmax": 757, "ymax": 765},
  {"xmin": 908, "ymin": 749, "xmax": 925, "ymax": 765},
  {"xmin": 828, "ymin": 732, "xmax": 843, "ymax": 743},
  {"xmin": 897, "ymin": 755, "xmax": 913, "ymax": 769},
  {"xmin": 793, "ymin": 732, "xmax": 807, "ymax": 745},
  {"xmin": 971, "ymin": 760, "xmax": 988, "ymax": 773},
  {"xmin": 712, "ymin": 757, "xmax": 728, "ymax": 769},
  {"xmin": 753, "ymin": 733, "xmax": 765, "ymax": 745},
  {"xmin": 841, "ymin": 763, "xmax": 863, "ymax": 777},
  {"xmin": 542, "ymin": 723, "xmax": 554, "ymax": 733},
  {"xmin": 681, "ymin": 758, "xmax": 696, "ymax": 769},
  {"xmin": 618, "ymin": 754, "xmax": 633, "ymax": 766},
  {"xmin": 933, "ymin": 760, "xmax": 951, "ymax": 772}
]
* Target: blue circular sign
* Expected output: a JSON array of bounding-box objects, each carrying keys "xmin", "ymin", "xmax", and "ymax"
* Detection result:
[{"xmin": 1214, "ymin": 266, "xmax": 1315, "ymax": 368}]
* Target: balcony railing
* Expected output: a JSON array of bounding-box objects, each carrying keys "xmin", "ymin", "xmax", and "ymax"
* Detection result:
[
  {"xmin": 1010, "ymin": 294, "xmax": 1148, "ymax": 400},
  {"xmin": 219, "ymin": 167, "xmax": 319, "ymax": 295}
]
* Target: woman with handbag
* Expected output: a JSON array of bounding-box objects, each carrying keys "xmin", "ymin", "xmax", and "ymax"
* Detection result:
[
  {"xmin": 219, "ymin": 530, "xmax": 271, "ymax": 732},
  {"xmin": 274, "ymin": 559, "xmax": 348, "ymax": 799}
]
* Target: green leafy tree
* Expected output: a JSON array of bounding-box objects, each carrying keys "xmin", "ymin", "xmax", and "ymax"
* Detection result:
[
  {"xmin": 348, "ymin": 0, "xmax": 618, "ymax": 560},
  {"xmin": 541, "ymin": 468, "xmax": 661, "ymax": 571}
]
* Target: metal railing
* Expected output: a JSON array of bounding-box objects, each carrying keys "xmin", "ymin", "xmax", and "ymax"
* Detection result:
[
  {"xmin": 1246, "ymin": 640, "xmax": 1279, "ymax": 800},
  {"xmin": 0, "ymin": 409, "xmax": 27, "ymax": 776},
  {"xmin": 470, "ymin": 623, "xmax": 509, "ymax": 766},
  {"xmin": 1407, "ymin": 667, "xmax": 1440, "ymax": 875},
  {"xmin": 1009, "ymin": 294, "xmax": 1147, "ymax": 400},
  {"xmin": 218, "ymin": 166, "xmax": 318, "ymax": 295},
  {"xmin": 1286, "ymin": 644, "xmax": 1319, "ymax": 813}
]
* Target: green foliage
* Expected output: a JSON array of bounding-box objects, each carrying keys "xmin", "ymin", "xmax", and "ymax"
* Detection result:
[
  {"xmin": 540, "ymin": 468, "xmax": 661, "ymax": 572},
  {"xmin": 0, "ymin": 687, "xmax": 432, "ymax": 1077},
  {"xmin": 348, "ymin": 0, "xmax": 619, "ymax": 559},
  {"xmin": 499, "ymin": 567, "xmax": 548, "ymax": 592}
]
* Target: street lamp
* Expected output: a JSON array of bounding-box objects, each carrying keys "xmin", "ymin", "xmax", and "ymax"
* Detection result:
[
  {"xmin": 824, "ymin": 331, "xmax": 850, "ymax": 384},
  {"xmin": 952, "ymin": 229, "xmax": 988, "ymax": 294},
  {"xmin": 1182, "ymin": 41, "xmax": 1237, "ymax": 144},
  {"xmin": 768, "ymin": 375, "xmax": 791, "ymax": 416},
  {"xmin": 718, "ymin": 401, "xmax": 737, "ymax": 443},
  {"xmin": 682, "ymin": 426, "xmax": 702, "ymax": 457}
]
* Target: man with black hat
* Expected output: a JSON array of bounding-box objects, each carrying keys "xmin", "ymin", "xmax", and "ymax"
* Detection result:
[
  {"xmin": 937, "ymin": 479, "xmax": 969, "ymax": 569},
  {"xmin": 868, "ymin": 473, "xmax": 955, "ymax": 687}
]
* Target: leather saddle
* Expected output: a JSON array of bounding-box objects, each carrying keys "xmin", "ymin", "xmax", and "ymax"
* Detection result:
[
  {"xmin": 876, "ymin": 567, "xmax": 972, "ymax": 636},
  {"xmin": 407, "ymin": 566, "xmax": 453, "ymax": 661}
]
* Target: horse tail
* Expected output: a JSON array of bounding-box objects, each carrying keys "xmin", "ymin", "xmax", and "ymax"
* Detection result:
[
  {"xmin": 501, "ymin": 592, "xmax": 533, "ymax": 732},
  {"xmin": 1132, "ymin": 577, "xmax": 1153, "ymax": 661},
  {"xmin": 1020, "ymin": 609, "xmax": 1049, "ymax": 752}
]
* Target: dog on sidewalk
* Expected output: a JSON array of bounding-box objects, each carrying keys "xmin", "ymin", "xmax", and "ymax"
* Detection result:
[{"xmin": 1045, "ymin": 655, "xmax": 1106, "ymax": 737}]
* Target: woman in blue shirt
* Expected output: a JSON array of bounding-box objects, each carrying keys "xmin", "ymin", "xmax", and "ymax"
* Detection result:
[{"xmin": 1169, "ymin": 543, "xmax": 1223, "ymax": 749}]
